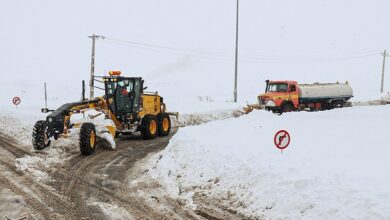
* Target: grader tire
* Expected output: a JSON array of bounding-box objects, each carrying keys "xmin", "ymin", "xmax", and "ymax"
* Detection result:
[
  {"xmin": 79, "ymin": 123, "xmax": 97, "ymax": 155},
  {"xmin": 141, "ymin": 115, "xmax": 158, "ymax": 140},
  {"xmin": 32, "ymin": 120, "xmax": 51, "ymax": 150},
  {"xmin": 157, "ymin": 113, "xmax": 171, "ymax": 137}
]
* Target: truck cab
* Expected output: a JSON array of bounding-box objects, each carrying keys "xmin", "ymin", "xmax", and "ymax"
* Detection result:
[{"xmin": 258, "ymin": 80, "xmax": 299, "ymax": 113}]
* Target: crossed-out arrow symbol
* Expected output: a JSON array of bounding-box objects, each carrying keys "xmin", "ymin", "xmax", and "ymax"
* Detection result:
[{"xmin": 277, "ymin": 132, "xmax": 288, "ymax": 147}]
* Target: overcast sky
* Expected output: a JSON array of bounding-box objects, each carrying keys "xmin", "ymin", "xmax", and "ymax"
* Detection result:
[{"xmin": 1, "ymin": 0, "xmax": 390, "ymax": 106}]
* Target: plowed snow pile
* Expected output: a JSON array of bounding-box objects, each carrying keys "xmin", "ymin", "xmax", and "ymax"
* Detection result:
[{"xmin": 147, "ymin": 106, "xmax": 390, "ymax": 219}]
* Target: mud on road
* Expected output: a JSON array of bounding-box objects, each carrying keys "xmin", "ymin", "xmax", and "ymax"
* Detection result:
[
  {"xmin": 0, "ymin": 130, "xmax": 190, "ymax": 219},
  {"xmin": 0, "ymin": 126, "xmax": 247, "ymax": 220}
]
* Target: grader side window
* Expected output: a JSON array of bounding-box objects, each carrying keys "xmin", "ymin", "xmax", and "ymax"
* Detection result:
[{"xmin": 133, "ymin": 79, "xmax": 141, "ymax": 109}]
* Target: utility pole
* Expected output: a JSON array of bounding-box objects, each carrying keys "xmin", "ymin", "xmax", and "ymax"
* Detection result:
[
  {"xmin": 233, "ymin": 0, "xmax": 239, "ymax": 102},
  {"xmin": 88, "ymin": 34, "xmax": 105, "ymax": 99},
  {"xmin": 44, "ymin": 82, "xmax": 47, "ymax": 109},
  {"xmin": 381, "ymin": 49, "xmax": 389, "ymax": 93}
]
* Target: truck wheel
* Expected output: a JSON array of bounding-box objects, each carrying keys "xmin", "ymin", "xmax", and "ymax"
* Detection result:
[
  {"xmin": 282, "ymin": 103, "xmax": 294, "ymax": 113},
  {"xmin": 333, "ymin": 100, "xmax": 344, "ymax": 108},
  {"xmin": 157, "ymin": 113, "xmax": 171, "ymax": 136},
  {"xmin": 141, "ymin": 115, "xmax": 158, "ymax": 140},
  {"xmin": 32, "ymin": 120, "xmax": 51, "ymax": 150},
  {"xmin": 322, "ymin": 102, "xmax": 331, "ymax": 110},
  {"xmin": 80, "ymin": 123, "xmax": 96, "ymax": 155}
]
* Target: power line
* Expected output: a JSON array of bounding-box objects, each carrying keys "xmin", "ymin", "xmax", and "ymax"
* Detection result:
[
  {"xmin": 240, "ymin": 51, "xmax": 378, "ymax": 59},
  {"xmin": 104, "ymin": 37, "xmax": 232, "ymax": 58},
  {"xmin": 101, "ymin": 35, "xmax": 380, "ymax": 63},
  {"xmin": 240, "ymin": 53, "xmax": 378, "ymax": 63},
  {"xmin": 103, "ymin": 39, "xmax": 233, "ymax": 61}
]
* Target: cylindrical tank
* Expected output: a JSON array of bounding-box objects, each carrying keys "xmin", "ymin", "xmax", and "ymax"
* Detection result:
[{"xmin": 298, "ymin": 82, "xmax": 353, "ymax": 99}]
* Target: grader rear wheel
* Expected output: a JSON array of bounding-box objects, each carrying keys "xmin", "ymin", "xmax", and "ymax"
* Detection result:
[
  {"xmin": 158, "ymin": 113, "xmax": 171, "ymax": 137},
  {"xmin": 141, "ymin": 115, "xmax": 158, "ymax": 140},
  {"xmin": 80, "ymin": 123, "xmax": 97, "ymax": 155}
]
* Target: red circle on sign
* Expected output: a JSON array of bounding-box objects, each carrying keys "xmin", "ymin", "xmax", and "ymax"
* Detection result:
[
  {"xmin": 12, "ymin": 97, "xmax": 21, "ymax": 106},
  {"xmin": 274, "ymin": 130, "xmax": 290, "ymax": 150}
]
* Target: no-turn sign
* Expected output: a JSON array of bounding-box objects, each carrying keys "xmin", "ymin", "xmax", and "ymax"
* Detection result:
[
  {"xmin": 274, "ymin": 130, "xmax": 291, "ymax": 151},
  {"xmin": 12, "ymin": 96, "xmax": 21, "ymax": 106}
]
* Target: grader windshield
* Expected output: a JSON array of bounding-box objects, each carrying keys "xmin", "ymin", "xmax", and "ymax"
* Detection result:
[{"xmin": 104, "ymin": 77, "xmax": 143, "ymax": 117}]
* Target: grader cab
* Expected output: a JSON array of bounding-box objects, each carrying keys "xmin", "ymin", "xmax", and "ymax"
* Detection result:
[{"xmin": 32, "ymin": 71, "xmax": 175, "ymax": 155}]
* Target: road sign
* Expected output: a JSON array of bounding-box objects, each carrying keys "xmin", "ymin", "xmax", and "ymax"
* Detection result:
[
  {"xmin": 274, "ymin": 130, "xmax": 290, "ymax": 150},
  {"xmin": 12, "ymin": 96, "xmax": 21, "ymax": 106}
]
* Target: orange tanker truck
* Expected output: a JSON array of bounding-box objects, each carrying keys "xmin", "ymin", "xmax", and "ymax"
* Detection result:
[{"xmin": 258, "ymin": 80, "xmax": 353, "ymax": 113}]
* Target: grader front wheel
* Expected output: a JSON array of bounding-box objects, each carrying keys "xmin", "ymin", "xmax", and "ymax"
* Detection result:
[
  {"xmin": 32, "ymin": 120, "xmax": 51, "ymax": 150},
  {"xmin": 79, "ymin": 123, "xmax": 97, "ymax": 155}
]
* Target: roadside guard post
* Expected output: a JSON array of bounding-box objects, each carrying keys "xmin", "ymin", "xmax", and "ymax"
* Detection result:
[{"xmin": 274, "ymin": 130, "xmax": 290, "ymax": 154}]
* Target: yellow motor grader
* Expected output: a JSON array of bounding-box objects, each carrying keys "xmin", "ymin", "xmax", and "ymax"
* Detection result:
[{"xmin": 32, "ymin": 71, "xmax": 175, "ymax": 155}]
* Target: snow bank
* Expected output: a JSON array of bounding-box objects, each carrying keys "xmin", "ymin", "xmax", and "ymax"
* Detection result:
[
  {"xmin": 175, "ymin": 108, "xmax": 239, "ymax": 127},
  {"xmin": 380, "ymin": 92, "xmax": 390, "ymax": 103},
  {"xmin": 166, "ymin": 97, "xmax": 243, "ymax": 114},
  {"xmin": 147, "ymin": 106, "xmax": 390, "ymax": 219},
  {"xmin": 0, "ymin": 108, "xmax": 44, "ymax": 146}
]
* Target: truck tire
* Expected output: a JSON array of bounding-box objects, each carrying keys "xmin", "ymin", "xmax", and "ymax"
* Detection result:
[
  {"xmin": 321, "ymin": 102, "xmax": 332, "ymax": 110},
  {"xmin": 282, "ymin": 103, "xmax": 294, "ymax": 113},
  {"xmin": 333, "ymin": 100, "xmax": 344, "ymax": 108},
  {"xmin": 157, "ymin": 113, "xmax": 171, "ymax": 137},
  {"xmin": 80, "ymin": 123, "xmax": 96, "ymax": 155},
  {"xmin": 32, "ymin": 120, "xmax": 51, "ymax": 150},
  {"xmin": 141, "ymin": 115, "xmax": 158, "ymax": 140}
]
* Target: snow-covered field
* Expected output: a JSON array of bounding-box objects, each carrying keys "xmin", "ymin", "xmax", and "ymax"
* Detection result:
[
  {"xmin": 2, "ymin": 1, "xmax": 390, "ymax": 219},
  {"xmin": 2, "ymin": 85, "xmax": 390, "ymax": 219},
  {"xmin": 146, "ymin": 105, "xmax": 390, "ymax": 219}
]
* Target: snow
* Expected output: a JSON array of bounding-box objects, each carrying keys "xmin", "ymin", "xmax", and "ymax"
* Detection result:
[
  {"xmin": 0, "ymin": 108, "xmax": 45, "ymax": 146},
  {"xmin": 0, "ymin": 189, "xmax": 28, "ymax": 220},
  {"xmin": 87, "ymin": 199, "xmax": 134, "ymax": 220},
  {"xmin": 380, "ymin": 92, "xmax": 390, "ymax": 103},
  {"xmin": 1, "ymin": 1, "xmax": 390, "ymax": 218},
  {"xmin": 71, "ymin": 111, "xmax": 117, "ymax": 149},
  {"xmin": 15, "ymin": 156, "xmax": 51, "ymax": 182},
  {"xmin": 15, "ymin": 129, "xmax": 81, "ymax": 182},
  {"xmin": 97, "ymin": 129, "xmax": 116, "ymax": 150},
  {"xmin": 175, "ymin": 108, "xmax": 239, "ymax": 127},
  {"xmin": 147, "ymin": 105, "xmax": 390, "ymax": 219}
]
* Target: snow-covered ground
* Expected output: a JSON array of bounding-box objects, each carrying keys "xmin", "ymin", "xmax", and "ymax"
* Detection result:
[
  {"xmin": 146, "ymin": 105, "xmax": 390, "ymax": 219},
  {"xmin": 381, "ymin": 92, "xmax": 390, "ymax": 103},
  {"xmin": 0, "ymin": 99, "xmax": 240, "ymax": 185},
  {"xmin": 2, "ymin": 1, "xmax": 390, "ymax": 218},
  {"xmin": 0, "ymin": 108, "xmax": 44, "ymax": 146},
  {"xmin": 2, "ymin": 84, "xmax": 390, "ymax": 218}
]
